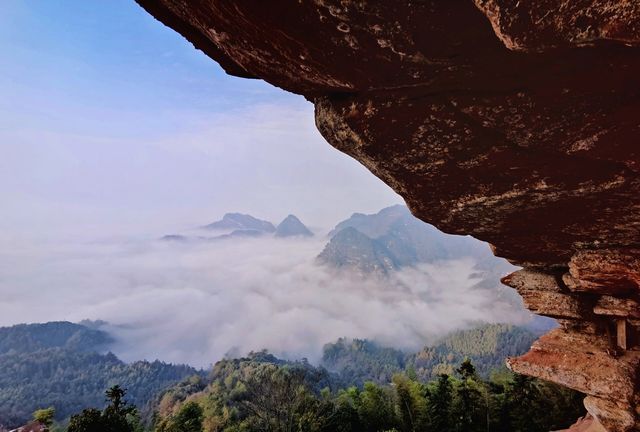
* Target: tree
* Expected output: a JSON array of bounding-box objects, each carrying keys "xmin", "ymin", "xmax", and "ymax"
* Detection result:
[
  {"xmin": 456, "ymin": 359, "xmax": 477, "ymax": 381},
  {"xmin": 68, "ymin": 408, "xmax": 106, "ymax": 432},
  {"xmin": 429, "ymin": 374, "xmax": 453, "ymax": 432},
  {"xmin": 33, "ymin": 407, "xmax": 55, "ymax": 427},
  {"xmin": 504, "ymin": 374, "xmax": 544, "ymax": 432},
  {"xmin": 103, "ymin": 385, "xmax": 139, "ymax": 432},
  {"xmin": 169, "ymin": 401, "xmax": 204, "ymax": 432},
  {"xmin": 325, "ymin": 387, "xmax": 363, "ymax": 432},
  {"xmin": 452, "ymin": 359, "xmax": 485, "ymax": 432},
  {"xmin": 392, "ymin": 374, "xmax": 430, "ymax": 432},
  {"xmin": 68, "ymin": 386, "xmax": 141, "ymax": 432},
  {"xmin": 105, "ymin": 386, "xmax": 127, "ymax": 413},
  {"xmin": 359, "ymin": 381, "xmax": 396, "ymax": 432},
  {"xmin": 240, "ymin": 365, "xmax": 316, "ymax": 432}
]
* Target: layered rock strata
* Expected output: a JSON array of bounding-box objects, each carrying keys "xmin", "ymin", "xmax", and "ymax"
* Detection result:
[{"xmin": 134, "ymin": 1, "xmax": 640, "ymax": 429}]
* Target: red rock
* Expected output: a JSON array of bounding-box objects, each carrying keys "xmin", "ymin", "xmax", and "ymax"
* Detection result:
[
  {"xmin": 501, "ymin": 269, "xmax": 565, "ymax": 293},
  {"xmin": 502, "ymin": 269, "xmax": 591, "ymax": 319},
  {"xmin": 594, "ymin": 296, "xmax": 640, "ymax": 319},
  {"xmin": 553, "ymin": 414, "xmax": 607, "ymax": 432},
  {"xmin": 584, "ymin": 396, "xmax": 638, "ymax": 432},
  {"xmin": 507, "ymin": 328, "xmax": 640, "ymax": 401},
  {"xmin": 568, "ymin": 249, "xmax": 640, "ymax": 295},
  {"xmin": 473, "ymin": 1, "xmax": 640, "ymax": 51}
]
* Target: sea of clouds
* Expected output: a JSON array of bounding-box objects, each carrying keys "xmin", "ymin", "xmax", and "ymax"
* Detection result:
[{"xmin": 0, "ymin": 234, "xmax": 527, "ymax": 368}]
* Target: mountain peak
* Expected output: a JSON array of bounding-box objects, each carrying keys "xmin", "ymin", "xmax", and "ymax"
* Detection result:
[
  {"xmin": 275, "ymin": 215, "xmax": 313, "ymax": 237},
  {"xmin": 329, "ymin": 205, "xmax": 411, "ymax": 238},
  {"xmin": 317, "ymin": 227, "xmax": 397, "ymax": 274},
  {"xmin": 202, "ymin": 213, "xmax": 275, "ymax": 232}
]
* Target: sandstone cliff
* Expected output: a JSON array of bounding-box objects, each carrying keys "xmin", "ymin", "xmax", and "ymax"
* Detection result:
[{"xmin": 133, "ymin": 1, "xmax": 640, "ymax": 429}]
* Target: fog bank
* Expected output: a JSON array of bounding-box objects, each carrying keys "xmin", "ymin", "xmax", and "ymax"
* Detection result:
[{"xmin": 0, "ymin": 235, "xmax": 526, "ymax": 367}]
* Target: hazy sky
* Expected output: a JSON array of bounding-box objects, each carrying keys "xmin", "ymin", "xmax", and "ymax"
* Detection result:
[{"xmin": 0, "ymin": 0, "xmax": 402, "ymax": 243}]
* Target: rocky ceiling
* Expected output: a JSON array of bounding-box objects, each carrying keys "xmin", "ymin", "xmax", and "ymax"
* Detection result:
[{"xmin": 134, "ymin": 1, "xmax": 640, "ymax": 430}]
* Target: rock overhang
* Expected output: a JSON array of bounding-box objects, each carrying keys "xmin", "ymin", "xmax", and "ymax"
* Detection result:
[{"xmin": 133, "ymin": 1, "xmax": 640, "ymax": 429}]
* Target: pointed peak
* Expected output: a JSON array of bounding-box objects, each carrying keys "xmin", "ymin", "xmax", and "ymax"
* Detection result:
[{"xmin": 275, "ymin": 214, "xmax": 313, "ymax": 237}]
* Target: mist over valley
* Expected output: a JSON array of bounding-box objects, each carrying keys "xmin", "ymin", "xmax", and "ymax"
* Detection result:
[{"xmin": 0, "ymin": 206, "xmax": 532, "ymax": 368}]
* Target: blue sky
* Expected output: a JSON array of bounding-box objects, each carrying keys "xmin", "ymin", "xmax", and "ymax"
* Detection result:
[
  {"xmin": 0, "ymin": 1, "xmax": 401, "ymax": 241},
  {"xmin": 0, "ymin": 0, "xmax": 285, "ymax": 133}
]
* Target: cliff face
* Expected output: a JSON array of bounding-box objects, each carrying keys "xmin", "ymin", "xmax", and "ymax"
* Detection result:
[{"xmin": 134, "ymin": 1, "xmax": 640, "ymax": 429}]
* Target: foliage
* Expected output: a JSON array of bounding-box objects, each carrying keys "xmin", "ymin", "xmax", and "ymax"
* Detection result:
[
  {"xmin": 0, "ymin": 322, "xmax": 112, "ymax": 355},
  {"xmin": 67, "ymin": 409, "xmax": 105, "ymax": 432},
  {"xmin": 152, "ymin": 351, "xmax": 336, "ymax": 432},
  {"xmin": 321, "ymin": 324, "xmax": 538, "ymax": 386},
  {"xmin": 322, "ymin": 338, "xmax": 405, "ymax": 387},
  {"xmin": 151, "ymin": 355, "xmax": 585, "ymax": 432},
  {"xmin": 33, "ymin": 407, "xmax": 56, "ymax": 427},
  {"xmin": 429, "ymin": 374, "xmax": 453, "ymax": 432},
  {"xmin": 67, "ymin": 386, "xmax": 143, "ymax": 432},
  {"xmin": 0, "ymin": 323, "xmax": 199, "ymax": 428},
  {"xmin": 3, "ymin": 322, "xmax": 580, "ymax": 432},
  {"xmin": 155, "ymin": 401, "xmax": 204, "ymax": 432},
  {"xmin": 451, "ymin": 360, "xmax": 485, "ymax": 432}
]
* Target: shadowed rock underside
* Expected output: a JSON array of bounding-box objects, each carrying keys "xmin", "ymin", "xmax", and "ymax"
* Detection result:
[{"xmin": 133, "ymin": 1, "xmax": 640, "ymax": 429}]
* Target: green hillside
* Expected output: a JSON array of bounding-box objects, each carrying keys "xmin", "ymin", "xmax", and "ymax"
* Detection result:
[
  {"xmin": 0, "ymin": 322, "xmax": 199, "ymax": 428},
  {"xmin": 321, "ymin": 323, "xmax": 537, "ymax": 386},
  {"xmin": 150, "ymin": 347, "xmax": 584, "ymax": 432}
]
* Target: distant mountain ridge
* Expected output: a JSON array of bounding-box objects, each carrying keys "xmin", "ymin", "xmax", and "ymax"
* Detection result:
[
  {"xmin": 0, "ymin": 321, "xmax": 199, "ymax": 428},
  {"xmin": 318, "ymin": 205, "xmax": 505, "ymax": 275},
  {"xmin": 321, "ymin": 323, "xmax": 539, "ymax": 386},
  {"xmin": 328, "ymin": 205, "xmax": 410, "ymax": 238},
  {"xmin": 202, "ymin": 213, "xmax": 276, "ymax": 233},
  {"xmin": 0, "ymin": 321, "xmax": 112, "ymax": 355},
  {"xmin": 163, "ymin": 212, "xmax": 314, "ymax": 241}
]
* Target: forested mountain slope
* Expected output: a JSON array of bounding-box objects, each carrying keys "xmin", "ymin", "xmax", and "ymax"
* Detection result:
[
  {"xmin": 0, "ymin": 321, "xmax": 111, "ymax": 355},
  {"xmin": 151, "ymin": 339, "xmax": 584, "ymax": 432},
  {"xmin": 0, "ymin": 322, "xmax": 198, "ymax": 428},
  {"xmin": 321, "ymin": 323, "xmax": 538, "ymax": 386}
]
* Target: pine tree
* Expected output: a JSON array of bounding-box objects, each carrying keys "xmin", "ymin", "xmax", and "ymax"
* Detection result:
[
  {"xmin": 505, "ymin": 374, "xmax": 543, "ymax": 432},
  {"xmin": 429, "ymin": 374, "xmax": 453, "ymax": 432},
  {"xmin": 68, "ymin": 386, "xmax": 141, "ymax": 432},
  {"xmin": 452, "ymin": 359, "xmax": 485, "ymax": 432}
]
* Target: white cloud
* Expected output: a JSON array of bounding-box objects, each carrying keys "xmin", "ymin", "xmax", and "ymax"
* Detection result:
[{"xmin": 0, "ymin": 235, "xmax": 526, "ymax": 367}]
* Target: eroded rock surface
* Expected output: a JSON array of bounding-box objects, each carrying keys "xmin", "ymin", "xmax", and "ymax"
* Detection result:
[
  {"xmin": 134, "ymin": 1, "xmax": 640, "ymax": 429},
  {"xmin": 554, "ymin": 414, "xmax": 607, "ymax": 432}
]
